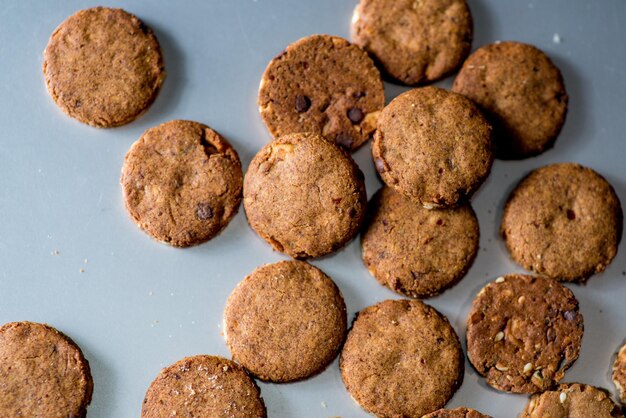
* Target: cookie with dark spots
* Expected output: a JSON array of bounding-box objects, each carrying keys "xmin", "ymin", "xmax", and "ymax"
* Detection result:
[
  {"xmin": 121, "ymin": 120, "xmax": 243, "ymax": 247},
  {"xmin": 243, "ymin": 132, "xmax": 367, "ymax": 258},
  {"xmin": 452, "ymin": 41, "xmax": 567, "ymax": 159},
  {"xmin": 142, "ymin": 355, "xmax": 266, "ymax": 418},
  {"xmin": 466, "ymin": 274, "xmax": 583, "ymax": 394},
  {"xmin": 43, "ymin": 7, "xmax": 164, "ymax": 127},
  {"xmin": 423, "ymin": 407, "xmax": 492, "ymax": 418},
  {"xmin": 501, "ymin": 163, "xmax": 622, "ymax": 282},
  {"xmin": 258, "ymin": 34, "xmax": 384, "ymax": 151}
]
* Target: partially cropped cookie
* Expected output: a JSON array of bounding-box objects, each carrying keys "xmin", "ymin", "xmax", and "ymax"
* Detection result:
[
  {"xmin": 258, "ymin": 34, "xmax": 384, "ymax": 150},
  {"xmin": 501, "ymin": 163, "xmax": 623, "ymax": 282},
  {"xmin": 452, "ymin": 41, "xmax": 567, "ymax": 158},
  {"xmin": 142, "ymin": 355, "xmax": 266, "ymax": 418},
  {"xmin": 341, "ymin": 299, "xmax": 464, "ymax": 417},
  {"xmin": 612, "ymin": 342, "xmax": 626, "ymax": 405},
  {"xmin": 466, "ymin": 274, "xmax": 583, "ymax": 394},
  {"xmin": 0, "ymin": 321, "xmax": 93, "ymax": 417},
  {"xmin": 520, "ymin": 383, "xmax": 624, "ymax": 418},
  {"xmin": 244, "ymin": 132, "xmax": 366, "ymax": 258},
  {"xmin": 224, "ymin": 261, "xmax": 346, "ymax": 382},
  {"xmin": 43, "ymin": 7, "xmax": 164, "ymax": 127},
  {"xmin": 352, "ymin": 0, "xmax": 473, "ymax": 85},
  {"xmin": 122, "ymin": 120, "xmax": 243, "ymax": 247},
  {"xmin": 373, "ymin": 86, "xmax": 493, "ymax": 207},
  {"xmin": 423, "ymin": 407, "xmax": 492, "ymax": 418},
  {"xmin": 362, "ymin": 187, "xmax": 479, "ymax": 298}
]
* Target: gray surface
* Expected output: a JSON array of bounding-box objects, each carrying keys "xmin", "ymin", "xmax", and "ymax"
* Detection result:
[{"xmin": 0, "ymin": 0, "xmax": 625, "ymax": 417}]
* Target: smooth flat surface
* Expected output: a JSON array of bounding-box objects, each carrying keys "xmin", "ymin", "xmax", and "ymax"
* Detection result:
[{"xmin": 0, "ymin": 1, "xmax": 625, "ymax": 417}]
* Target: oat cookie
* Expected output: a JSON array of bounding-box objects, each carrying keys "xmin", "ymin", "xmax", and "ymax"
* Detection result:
[
  {"xmin": 520, "ymin": 383, "xmax": 623, "ymax": 418},
  {"xmin": 423, "ymin": 407, "xmax": 492, "ymax": 418},
  {"xmin": 612, "ymin": 342, "xmax": 626, "ymax": 405}
]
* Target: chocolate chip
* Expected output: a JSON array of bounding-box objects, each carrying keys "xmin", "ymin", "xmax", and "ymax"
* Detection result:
[
  {"xmin": 563, "ymin": 310, "xmax": 577, "ymax": 321},
  {"xmin": 335, "ymin": 133, "xmax": 354, "ymax": 148},
  {"xmin": 295, "ymin": 94, "xmax": 311, "ymax": 113},
  {"xmin": 196, "ymin": 203, "xmax": 214, "ymax": 220},
  {"xmin": 347, "ymin": 107, "xmax": 364, "ymax": 124},
  {"xmin": 374, "ymin": 158, "xmax": 386, "ymax": 173}
]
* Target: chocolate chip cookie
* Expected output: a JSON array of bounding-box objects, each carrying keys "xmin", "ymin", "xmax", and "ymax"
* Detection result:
[
  {"xmin": 423, "ymin": 407, "xmax": 492, "ymax": 418},
  {"xmin": 520, "ymin": 383, "xmax": 623, "ymax": 418},
  {"xmin": 612, "ymin": 342, "xmax": 626, "ymax": 405}
]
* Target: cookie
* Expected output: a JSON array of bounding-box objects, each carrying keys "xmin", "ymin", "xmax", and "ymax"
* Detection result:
[
  {"xmin": 612, "ymin": 342, "xmax": 626, "ymax": 405},
  {"xmin": 0, "ymin": 321, "xmax": 93, "ymax": 417},
  {"xmin": 423, "ymin": 407, "xmax": 492, "ymax": 418},
  {"xmin": 361, "ymin": 187, "xmax": 479, "ymax": 298},
  {"xmin": 142, "ymin": 355, "xmax": 266, "ymax": 418},
  {"xmin": 224, "ymin": 260, "xmax": 346, "ymax": 382},
  {"xmin": 258, "ymin": 34, "xmax": 384, "ymax": 151},
  {"xmin": 452, "ymin": 41, "xmax": 567, "ymax": 159},
  {"xmin": 340, "ymin": 299, "xmax": 464, "ymax": 417},
  {"xmin": 243, "ymin": 132, "xmax": 367, "ymax": 258},
  {"xmin": 351, "ymin": 0, "xmax": 473, "ymax": 85},
  {"xmin": 372, "ymin": 86, "xmax": 493, "ymax": 208},
  {"xmin": 122, "ymin": 120, "xmax": 243, "ymax": 247},
  {"xmin": 520, "ymin": 383, "xmax": 624, "ymax": 418},
  {"xmin": 43, "ymin": 7, "xmax": 164, "ymax": 127},
  {"xmin": 501, "ymin": 163, "xmax": 623, "ymax": 282},
  {"xmin": 466, "ymin": 274, "xmax": 583, "ymax": 394}
]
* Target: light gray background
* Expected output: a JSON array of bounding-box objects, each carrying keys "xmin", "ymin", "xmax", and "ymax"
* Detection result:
[{"xmin": 1, "ymin": 1, "xmax": 625, "ymax": 417}]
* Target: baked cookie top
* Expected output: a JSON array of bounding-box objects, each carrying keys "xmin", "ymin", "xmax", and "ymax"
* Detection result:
[
  {"xmin": 423, "ymin": 407, "xmax": 492, "ymax": 418},
  {"xmin": 612, "ymin": 342, "xmax": 626, "ymax": 405}
]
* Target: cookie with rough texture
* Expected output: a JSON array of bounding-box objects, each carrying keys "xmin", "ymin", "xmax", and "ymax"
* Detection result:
[
  {"xmin": 340, "ymin": 299, "xmax": 464, "ymax": 417},
  {"xmin": 520, "ymin": 383, "xmax": 624, "ymax": 418},
  {"xmin": 0, "ymin": 321, "xmax": 93, "ymax": 417},
  {"xmin": 373, "ymin": 86, "xmax": 493, "ymax": 208},
  {"xmin": 466, "ymin": 274, "xmax": 583, "ymax": 394},
  {"xmin": 43, "ymin": 7, "xmax": 164, "ymax": 127},
  {"xmin": 352, "ymin": 0, "xmax": 473, "ymax": 85},
  {"xmin": 258, "ymin": 34, "xmax": 384, "ymax": 151},
  {"xmin": 244, "ymin": 132, "xmax": 367, "ymax": 258},
  {"xmin": 501, "ymin": 163, "xmax": 623, "ymax": 282},
  {"xmin": 122, "ymin": 120, "xmax": 243, "ymax": 247},
  {"xmin": 612, "ymin": 342, "xmax": 626, "ymax": 405},
  {"xmin": 452, "ymin": 41, "xmax": 567, "ymax": 159},
  {"xmin": 423, "ymin": 407, "xmax": 492, "ymax": 418},
  {"xmin": 142, "ymin": 355, "xmax": 266, "ymax": 418},
  {"xmin": 362, "ymin": 187, "xmax": 479, "ymax": 298},
  {"xmin": 224, "ymin": 261, "xmax": 347, "ymax": 382}
]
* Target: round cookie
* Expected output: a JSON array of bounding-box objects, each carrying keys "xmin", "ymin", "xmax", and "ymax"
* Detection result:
[
  {"xmin": 142, "ymin": 355, "xmax": 266, "ymax": 418},
  {"xmin": 466, "ymin": 274, "xmax": 583, "ymax": 394},
  {"xmin": 258, "ymin": 34, "xmax": 384, "ymax": 151},
  {"xmin": 612, "ymin": 342, "xmax": 626, "ymax": 405},
  {"xmin": 372, "ymin": 86, "xmax": 493, "ymax": 208},
  {"xmin": 501, "ymin": 163, "xmax": 623, "ymax": 282},
  {"xmin": 423, "ymin": 407, "xmax": 492, "ymax": 418},
  {"xmin": 43, "ymin": 7, "xmax": 164, "ymax": 127},
  {"xmin": 0, "ymin": 321, "xmax": 93, "ymax": 417},
  {"xmin": 361, "ymin": 187, "xmax": 479, "ymax": 298},
  {"xmin": 520, "ymin": 383, "xmax": 624, "ymax": 418},
  {"xmin": 351, "ymin": 0, "xmax": 473, "ymax": 85},
  {"xmin": 340, "ymin": 299, "xmax": 464, "ymax": 417},
  {"xmin": 452, "ymin": 41, "xmax": 568, "ymax": 159},
  {"xmin": 224, "ymin": 260, "xmax": 347, "ymax": 382},
  {"xmin": 122, "ymin": 120, "xmax": 243, "ymax": 247},
  {"xmin": 244, "ymin": 132, "xmax": 367, "ymax": 258}
]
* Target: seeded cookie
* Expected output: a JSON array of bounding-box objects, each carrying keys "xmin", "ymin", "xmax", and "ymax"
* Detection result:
[
  {"xmin": 351, "ymin": 0, "xmax": 473, "ymax": 85},
  {"xmin": 423, "ymin": 407, "xmax": 492, "ymax": 418},
  {"xmin": 340, "ymin": 299, "xmax": 464, "ymax": 417},
  {"xmin": 244, "ymin": 132, "xmax": 367, "ymax": 258},
  {"xmin": 520, "ymin": 383, "xmax": 624, "ymax": 418},
  {"xmin": 452, "ymin": 41, "xmax": 567, "ymax": 159},
  {"xmin": 258, "ymin": 34, "xmax": 384, "ymax": 150},
  {"xmin": 501, "ymin": 163, "xmax": 623, "ymax": 282},
  {"xmin": 466, "ymin": 274, "xmax": 583, "ymax": 394},
  {"xmin": 373, "ymin": 86, "xmax": 493, "ymax": 208},
  {"xmin": 43, "ymin": 7, "xmax": 164, "ymax": 127},
  {"xmin": 0, "ymin": 321, "xmax": 93, "ymax": 417},
  {"xmin": 361, "ymin": 187, "xmax": 479, "ymax": 298},
  {"xmin": 142, "ymin": 355, "xmax": 266, "ymax": 418},
  {"xmin": 612, "ymin": 342, "xmax": 626, "ymax": 404},
  {"xmin": 122, "ymin": 120, "xmax": 243, "ymax": 247}
]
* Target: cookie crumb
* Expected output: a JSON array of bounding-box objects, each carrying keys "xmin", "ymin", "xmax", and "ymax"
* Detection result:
[
  {"xmin": 51, "ymin": 250, "xmax": 60, "ymax": 256},
  {"xmin": 79, "ymin": 268, "xmax": 85, "ymax": 273},
  {"xmin": 321, "ymin": 401, "xmax": 327, "ymax": 408}
]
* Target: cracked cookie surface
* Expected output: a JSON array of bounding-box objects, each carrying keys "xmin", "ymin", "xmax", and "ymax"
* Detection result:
[
  {"xmin": 520, "ymin": 383, "xmax": 623, "ymax": 418},
  {"xmin": 423, "ymin": 407, "xmax": 492, "ymax": 418}
]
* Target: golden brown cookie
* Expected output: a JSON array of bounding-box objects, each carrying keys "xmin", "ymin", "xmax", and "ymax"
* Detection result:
[
  {"xmin": 612, "ymin": 342, "xmax": 626, "ymax": 405},
  {"xmin": 373, "ymin": 86, "xmax": 493, "ymax": 208},
  {"xmin": 224, "ymin": 260, "xmax": 347, "ymax": 382},
  {"xmin": 361, "ymin": 187, "xmax": 479, "ymax": 298},
  {"xmin": 423, "ymin": 407, "xmax": 492, "ymax": 418},
  {"xmin": 258, "ymin": 34, "xmax": 384, "ymax": 151},
  {"xmin": 142, "ymin": 355, "xmax": 266, "ymax": 418},
  {"xmin": 0, "ymin": 321, "xmax": 93, "ymax": 417},
  {"xmin": 340, "ymin": 299, "xmax": 464, "ymax": 417},
  {"xmin": 452, "ymin": 41, "xmax": 567, "ymax": 159},
  {"xmin": 43, "ymin": 7, "xmax": 164, "ymax": 127},
  {"xmin": 243, "ymin": 132, "xmax": 367, "ymax": 258},
  {"xmin": 121, "ymin": 120, "xmax": 243, "ymax": 247},
  {"xmin": 501, "ymin": 163, "xmax": 623, "ymax": 282},
  {"xmin": 351, "ymin": 0, "xmax": 473, "ymax": 85},
  {"xmin": 466, "ymin": 274, "xmax": 583, "ymax": 394},
  {"xmin": 520, "ymin": 383, "xmax": 624, "ymax": 418}
]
